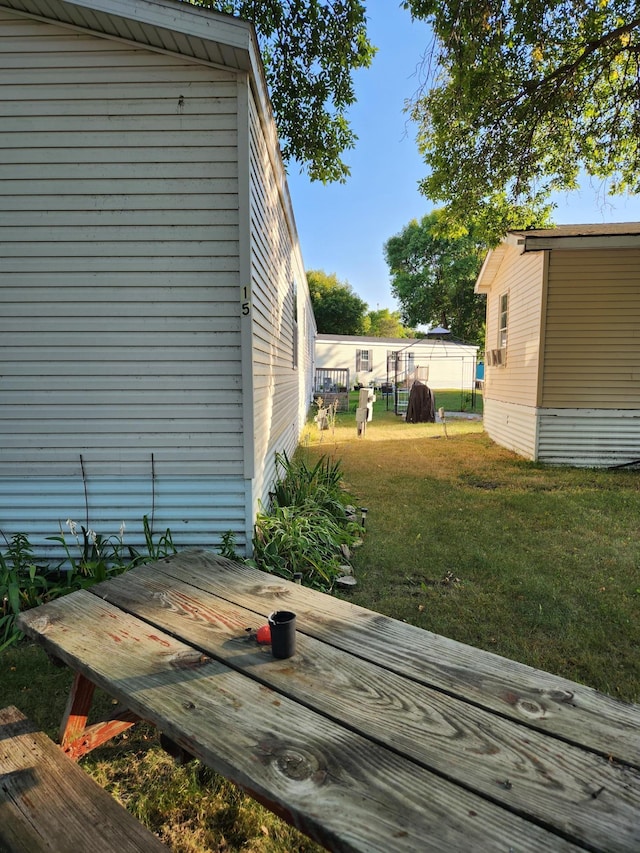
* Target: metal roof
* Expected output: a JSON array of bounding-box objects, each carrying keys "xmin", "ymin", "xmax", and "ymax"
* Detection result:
[
  {"xmin": 509, "ymin": 222, "xmax": 640, "ymax": 239},
  {"xmin": 315, "ymin": 333, "xmax": 478, "ymax": 351}
]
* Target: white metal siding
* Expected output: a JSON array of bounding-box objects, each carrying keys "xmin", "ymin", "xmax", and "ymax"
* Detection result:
[
  {"xmin": 247, "ymin": 89, "xmax": 309, "ymax": 516},
  {"xmin": 537, "ymin": 409, "xmax": 640, "ymax": 467},
  {"xmin": 0, "ymin": 10, "xmax": 250, "ymax": 552},
  {"xmin": 483, "ymin": 398, "xmax": 538, "ymax": 460},
  {"xmin": 0, "ymin": 13, "xmax": 243, "ymax": 479},
  {"xmin": 315, "ymin": 337, "xmax": 478, "ymax": 391}
]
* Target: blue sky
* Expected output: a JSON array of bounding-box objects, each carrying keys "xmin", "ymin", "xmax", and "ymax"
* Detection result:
[{"xmin": 286, "ymin": 1, "xmax": 640, "ymax": 313}]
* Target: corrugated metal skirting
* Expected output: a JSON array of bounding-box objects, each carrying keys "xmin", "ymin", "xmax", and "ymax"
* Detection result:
[
  {"xmin": 537, "ymin": 410, "xmax": 640, "ymax": 467},
  {"xmin": 0, "ymin": 476, "xmax": 250, "ymax": 558}
]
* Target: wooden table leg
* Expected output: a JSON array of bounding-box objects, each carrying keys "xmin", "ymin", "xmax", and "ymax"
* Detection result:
[
  {"xmin": 60, "ymin": 671, "xmax": 95, "ymax": 747},
  {"xmin": 60, "ymin": 671, "xmax": 141, "ymax": 760}
]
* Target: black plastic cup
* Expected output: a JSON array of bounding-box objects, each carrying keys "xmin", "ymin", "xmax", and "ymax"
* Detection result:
[{"xmin": 268, "ymin": 610, "xmax": 296, "ymax": 659}]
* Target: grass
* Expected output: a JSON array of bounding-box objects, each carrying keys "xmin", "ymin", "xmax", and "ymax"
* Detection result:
[
  {"xmin": 3, "ymin": 402, "xmax": 639, "ymax": 849},
  {"xmin": 301, "ymin": 404, "xmax": 640, "ymax": 702}
]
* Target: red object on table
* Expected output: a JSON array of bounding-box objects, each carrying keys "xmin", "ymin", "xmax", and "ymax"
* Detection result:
[{"xmin": 256, "ymin": 624, "xmax": 271, "ymax": 644}]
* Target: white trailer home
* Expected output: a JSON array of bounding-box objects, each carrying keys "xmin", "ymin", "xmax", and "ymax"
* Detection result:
[
  {"xmin": 0, "ymin": 0, "xmax": 316, "ymax": 555},
  {"xmin": 315, "ymin": 334, "xmax": 478, "ymax": 392}
]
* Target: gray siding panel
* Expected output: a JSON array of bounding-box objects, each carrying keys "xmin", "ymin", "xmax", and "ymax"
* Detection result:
[
  {"xmin": 0, "ymin": 15, "xmax": 243, "ymax": 479},
  {"xmin": 247, "ymin": 90, "xmax": 309, "ymax": 514},
  {"xmin": 0, "ymin": 476, "xmax": 249, "ymax": 557},
  {"xmin": 537, "ymin": 410, "xmax": 640, "ymax": 467},
  {"xmin": 0, "ymin": 7, "xmax": 314, "ymax": 552}
]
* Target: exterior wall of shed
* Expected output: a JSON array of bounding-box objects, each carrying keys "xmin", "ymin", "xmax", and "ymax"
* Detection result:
[
  {"xmin": 315, "ymin": 339, "xmax": 477, "ymax": 391},
  {"xmin": 0, "ymin": 11, "xmax": 252, "ymax": 553}
]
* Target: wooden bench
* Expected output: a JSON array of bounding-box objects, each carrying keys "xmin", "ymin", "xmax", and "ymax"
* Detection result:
[{"xmin": 0, "ymin": 706, "xmax": 167, "ymax": 853}]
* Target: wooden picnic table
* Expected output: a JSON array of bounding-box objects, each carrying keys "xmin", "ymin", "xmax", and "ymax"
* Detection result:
[{"xmin": 17, "ymin": 548, "xmax": 640, "ymax": 852}]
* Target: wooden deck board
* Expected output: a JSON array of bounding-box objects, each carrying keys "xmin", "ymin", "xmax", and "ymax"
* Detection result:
[
  {"xmin": 89, "ymin": 562, "xmax": 640, "ymax": 853},
  {"xmin": 152, "ymin": 549, "xmax": 640, "ymax": 767},
  {"xmin": 18, "ymin": 591, "xmax": 583, "ymax": 853}
]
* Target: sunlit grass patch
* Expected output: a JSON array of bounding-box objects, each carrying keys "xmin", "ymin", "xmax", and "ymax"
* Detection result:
[{"xmin": 300, "ymin": 418, "xmax": 640, "ymax": 704}]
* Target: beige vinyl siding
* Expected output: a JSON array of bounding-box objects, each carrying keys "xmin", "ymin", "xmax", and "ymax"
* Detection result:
[
  {"xmin": 247, "ymin": 88, "xmax": 306, "ymax": 513},
  {"xmin": 482, "ymin": 399, "xmax": 538, "ymax": 460},
  {"xmin": 541, "ymin": 249, "xmax": 640, "ymax": 408},
  {"xmin": 0, "ymin": 13, "xmax": 243, "ymax": 478},
  {"xmin": 484, "ymin": 245, "xmax": 545, "ymax": 407}
]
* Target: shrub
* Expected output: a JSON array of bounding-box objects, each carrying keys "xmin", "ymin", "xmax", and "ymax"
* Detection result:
[
  {"xmin": 249, "ymin": 453, "xmax": 363, "ymax": 591},
  {"xmin": 271, "ymin": 452, "xmax": 344, "ymax": 517}
]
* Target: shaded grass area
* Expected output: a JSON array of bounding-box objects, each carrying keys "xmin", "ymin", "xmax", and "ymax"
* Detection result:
[{"xmin": 302, "ymin": 413, "xmax": 640, "ymax": 702}]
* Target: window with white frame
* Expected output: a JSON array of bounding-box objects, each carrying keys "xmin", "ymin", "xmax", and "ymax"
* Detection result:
[
  {"xmin": 498, "ymin": 292, "xmax": 508, "ymax": 349},
  {"xmin": 356, "ymin": 349, "xmax": 372, "ymax": 373}
]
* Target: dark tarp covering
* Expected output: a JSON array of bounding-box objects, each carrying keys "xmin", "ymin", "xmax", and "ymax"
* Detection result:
[{"xmin": 406, "ymin": 381, "xmax": 435, "ymax": 423}]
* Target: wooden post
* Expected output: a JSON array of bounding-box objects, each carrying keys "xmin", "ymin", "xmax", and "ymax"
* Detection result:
[{"xmin": 356, "ymin": 407, "xmax": 368, "ymax": 437}]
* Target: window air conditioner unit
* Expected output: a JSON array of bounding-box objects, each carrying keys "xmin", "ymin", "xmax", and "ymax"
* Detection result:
[{"xmin": 492, "ymin": 348, "xmax": 504, "ymax": 366}]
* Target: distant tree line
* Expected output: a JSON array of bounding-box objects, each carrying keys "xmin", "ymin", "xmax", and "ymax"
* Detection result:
[
  {"xmin": 308, "ymin": 208, "xmax": 488, "ymax": 347},
  {"xmin": 307, "ymin": 270, "xmax": 416, "ymax": 338}
]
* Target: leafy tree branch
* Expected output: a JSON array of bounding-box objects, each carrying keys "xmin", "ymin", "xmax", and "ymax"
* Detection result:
[
  {"xmin": 192, "ymin": 1, "xmax": 376, "ymax": 182},
  {"xmin": 404, "ymin": 0, "xmax": 640, "ymax": 236}
]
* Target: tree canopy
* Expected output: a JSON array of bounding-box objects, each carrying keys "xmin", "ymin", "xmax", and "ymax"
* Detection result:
[
  {"xmin": 384, "ymin": 211, "xmax": 486, "ymax": 345},
  {"xmin": 307, "ymin": 270, "xmax": 368, "ymax": 335},
  {"xmin": 363, "ymin": 308, "xmax": 415, "ymax": 338},
  {"xmin": 196, "ymin": 1, "xmax": 375, "ymax": 183},
  {"xmin": 404, "ymin": 0, "xmax": 640, "ymax": 239}
]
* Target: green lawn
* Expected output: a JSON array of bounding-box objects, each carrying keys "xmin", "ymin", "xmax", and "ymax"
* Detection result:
[
  {"xmin": 344, "ymin": 386, "xmax": 482, "ymax": 415},
  {"xmin": 3, "ymin": 411, "xmax": 639, "ymax": 850},
  {"xmin": 302, "ymin": 411, "xmax": 639, "ymax": 703}
]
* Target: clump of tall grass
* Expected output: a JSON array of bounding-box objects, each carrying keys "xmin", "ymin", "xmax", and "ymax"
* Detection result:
[
  {"xmin": 270, "ymin": 452, "xmax": 345, "ymax": 517},
  {"xmin": 249, "ymin": 452, "xmax": 363, "ymax": 591}
]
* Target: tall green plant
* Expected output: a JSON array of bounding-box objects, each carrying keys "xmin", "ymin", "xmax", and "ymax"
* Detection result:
[
  {"xmin": 0, "ymin": 534, "xmax": 51, "ymax": 651},
  {"xmin": 250, "ymin": 503, "xmax": 362, "ymax": 591},
  {"xmin": 1, "ymin": 516, "xmax": 178, "ymax": 651},
  {"xmin": 251, "ymin": 452, "xmax": 364, "ymax": 591},
  {"xmin": 272, "ymin": 452, "xmax": 346, "ymax": 518}
]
